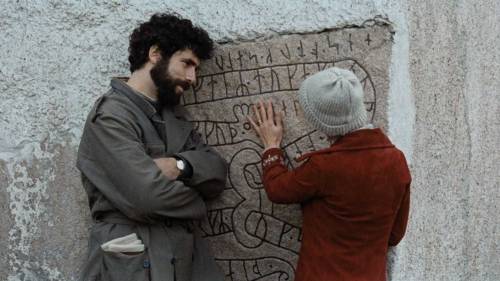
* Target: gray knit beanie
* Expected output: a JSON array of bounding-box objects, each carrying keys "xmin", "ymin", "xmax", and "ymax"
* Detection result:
[{"xmin": 298, "ymin": 67, "xmax": 368, "ymax": 136}]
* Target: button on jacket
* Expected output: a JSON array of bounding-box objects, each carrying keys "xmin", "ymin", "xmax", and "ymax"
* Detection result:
[{"xmin": 262, "ymin": 128, "xmax": 411, "ymax": 281}]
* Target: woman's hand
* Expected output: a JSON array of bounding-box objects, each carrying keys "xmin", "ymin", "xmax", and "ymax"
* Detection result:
[{"xmin": 247, "ymin": 99, "xmax": 284, "ymax": 150}]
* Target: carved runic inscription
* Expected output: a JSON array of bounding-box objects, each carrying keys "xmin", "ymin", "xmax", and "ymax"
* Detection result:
[{"xmin": 183, "ymin": 23, "xmax": 393, "ymax": 280}]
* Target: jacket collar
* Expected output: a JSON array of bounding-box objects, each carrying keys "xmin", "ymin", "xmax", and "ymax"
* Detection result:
[
  {"xmin": 111, "ymin": 78, "xmax": 192, "ymax": 153},
  {"xmin": 111, "ymin": 78, "xmax": 158, "ymax": 119},
  {"xmin": 296, "ymin": 128, "xmax": 394, "ymax": 161}
]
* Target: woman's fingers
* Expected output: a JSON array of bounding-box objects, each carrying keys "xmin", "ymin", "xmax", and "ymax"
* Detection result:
[
  {"xmin": 259, "ymin": 100, "xmax": 268, "ymax": 122},
  {"xmin": 246, "ymin": 115, "xmax": 260, "ymax": 135},
  {"xmin": 247, "ymin": 99, "xmax": 285, "ymax": 150},
  {"xmin": 252, "ymin": 103, "xmax": 261, "ymax": 124},
  {"xmin": 267, "ymin": 100, "xmax": 275, "ymax": 125},
  {"xmin": 250, "ymin": 99, "xmax": 282, "ymax": 128},
  {"xmin": 276, "ymin": 110, "xmax": 284, "ymax": 129}
]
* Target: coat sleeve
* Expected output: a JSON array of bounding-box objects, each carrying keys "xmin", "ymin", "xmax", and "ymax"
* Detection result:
[
  {"xmin": 175, "ymin": 130, "xmax": 228, "ymax": 199},
  {"xmin": 78, "ymin": 113, "xmax": 206, "ymax": 223},
  {"xmin": 388, "ymin": 183, "xmax": 411, "ymax": 246},
  {"xmin": 389, "ymin": 151, "xmax": 412, "ymax": 246},
  {"xmin": 261, "ymin": 148, "xmax": 322, "ymax": 204}
]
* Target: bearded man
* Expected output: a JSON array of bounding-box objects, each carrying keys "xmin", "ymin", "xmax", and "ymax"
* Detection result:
[{"xmin": 77, "ymin": 13, "xmax": 227, "ymax": 281}]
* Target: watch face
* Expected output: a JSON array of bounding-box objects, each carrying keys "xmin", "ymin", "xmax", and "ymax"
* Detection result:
[{"xmin": 176, "ymin": 159, "xmax": 185, "ymax": 170}]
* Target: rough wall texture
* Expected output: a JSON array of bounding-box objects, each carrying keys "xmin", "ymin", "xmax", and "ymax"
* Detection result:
[
  {"xmin": 184, "ymin": 23, "xmax": 393, "ymax": 280},
  {"xmin": 394, "ymin": 0, "xmax": 500, "ymax": 280},
  {"xmin": 0, "ymin": 0, "xmax": 497, "ymax": 281}
]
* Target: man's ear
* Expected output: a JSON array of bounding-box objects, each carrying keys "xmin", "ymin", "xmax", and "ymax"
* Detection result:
[{"xmin": 148, "ymin": 45, "xmax": 162, "ymax": 64}]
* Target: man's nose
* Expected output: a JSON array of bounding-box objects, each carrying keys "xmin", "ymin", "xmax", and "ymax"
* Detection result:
[{"xmin": 186, "ymin": 68, "xmax": 196, "ymax": 85}]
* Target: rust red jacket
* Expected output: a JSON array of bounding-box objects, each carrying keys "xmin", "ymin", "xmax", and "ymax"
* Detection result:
[{"xmin": 262, "ymin": 128, "xmax": 411, "ymax": 281}]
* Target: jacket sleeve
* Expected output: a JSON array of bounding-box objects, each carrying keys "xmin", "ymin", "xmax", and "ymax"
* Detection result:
[
  {"xmin": 261, "ymin": 148, "xmax": 322, "ymax": 204},
  {"xmin": 78, "ymin": 113, "xmax": 206, "ymax": 223},
  {"xmin": 388, "ymin": 183, "xmax": 411, "ymax": 246},
  {"xmin": 175, "ymin": 130, "xmax": 228, "ymax": 199}
]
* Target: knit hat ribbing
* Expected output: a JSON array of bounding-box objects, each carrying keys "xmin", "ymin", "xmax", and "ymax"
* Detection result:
[{"xmin": 298, "ymin": 67, "xmax": 368, "ymax": 136}]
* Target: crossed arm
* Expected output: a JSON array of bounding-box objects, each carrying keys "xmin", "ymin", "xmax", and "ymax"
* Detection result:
[
  {"xmin": 79, "ymin": 113, "xmax": 226, "ymax": 223},
  {"xmin": 153, "ymin": 131, "xmax": 228, "ymax": 199}
]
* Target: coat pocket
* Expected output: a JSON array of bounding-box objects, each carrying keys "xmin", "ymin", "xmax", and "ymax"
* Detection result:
[{"xmin": 101, "ymin": 249, "xmax": 150, "ymax": 281}]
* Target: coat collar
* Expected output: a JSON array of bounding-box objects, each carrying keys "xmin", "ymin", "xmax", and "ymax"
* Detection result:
[
  {"xmin": 296, "ymin": 128, "xmax": 394, "ymax": 161},
  {"xmin": 111, "ymin": 78, "xmax": 192, "ymax": 153},
  {"xmin": 111, "ymin": 78, "xmax": 157, "ymax": 119}
]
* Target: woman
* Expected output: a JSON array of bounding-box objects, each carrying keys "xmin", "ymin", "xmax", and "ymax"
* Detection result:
[{"xmin": 247, "ymin": 67, "xmax": 411, "ymax": 281}]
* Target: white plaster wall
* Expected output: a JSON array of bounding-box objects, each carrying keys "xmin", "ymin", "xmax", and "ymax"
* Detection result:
[
  {"xmin": 397, "ymin": 1, "xmax": 500, "ymax": 280},
  {"xmin": 0, "ymin": 0, "xmax": 497, "ymax": 280}
]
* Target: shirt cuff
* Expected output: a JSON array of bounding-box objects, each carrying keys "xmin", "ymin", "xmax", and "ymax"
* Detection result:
[
  {"xmin": 262, "ymin": 148, "xmax": 285, "ymax": 170},
  {"xmin": 262, "ymin": 145, "xmax": 280, "ymax": 154}
]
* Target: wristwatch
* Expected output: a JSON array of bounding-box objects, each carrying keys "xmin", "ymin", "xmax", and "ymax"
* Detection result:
[{"xmin": 176, "ymin": 158, "xmax": 186, "ymax": 177}]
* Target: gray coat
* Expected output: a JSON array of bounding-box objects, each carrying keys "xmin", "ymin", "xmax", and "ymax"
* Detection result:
[{"xmin": 77, "ymin": 79, "xmax": 227, "ymax": 281}]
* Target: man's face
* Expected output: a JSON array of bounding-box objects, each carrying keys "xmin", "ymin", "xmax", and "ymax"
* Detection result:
[{"xmin": 150, "ymin": 49, "xmax": 200, "ymax": 108}]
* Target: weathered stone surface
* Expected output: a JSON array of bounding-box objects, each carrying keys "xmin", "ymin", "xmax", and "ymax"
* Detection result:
[
  {"xmin": 390, "ymin": 1, "xmax": 500, "ymax": 280},
  {"xmin": 0, "ymin": 1, "xmax": 498, "ymax": 280},
  {"xmin": 0, "ymin": 161, "xmax": 13, "ymax": 281},
  {"xmin": 183, "ymin": 24, "xmax": 393, "ymax": 280},
  {"xmin": 0, "ymin": 141, "xmax": 89, "ymax": 280},
  {"xmin": 31, "ymin": 144, "xmax": 90, "ymax": 280}
]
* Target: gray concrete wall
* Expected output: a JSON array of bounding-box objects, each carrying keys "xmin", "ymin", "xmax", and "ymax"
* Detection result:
[
  {"xmin": 397, "ymin": 1, "xmax": 500, "ymax": 280},
  {"xmin": 0, "ymin": 0, "xmax": 498, "ymax": 280}
]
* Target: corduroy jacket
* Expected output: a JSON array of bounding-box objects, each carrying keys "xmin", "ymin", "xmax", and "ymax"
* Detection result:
[{"xmin": 262, "ymin": 128, "xmax": 411, "ymax": 281}]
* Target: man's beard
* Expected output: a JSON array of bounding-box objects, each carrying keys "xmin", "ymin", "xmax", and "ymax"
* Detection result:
[{"xmin": 150, "ymin": 57, "xmax": 191, "ymax": 109}]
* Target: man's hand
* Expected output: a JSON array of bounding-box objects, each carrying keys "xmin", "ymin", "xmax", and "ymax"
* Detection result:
[
  {"xmin": 247, "ymin": 99, "xmax": 284, "ymax": 150},
  {"xmin": 153, "ymin": 157, "xmax": 181, "ymax": 180}
]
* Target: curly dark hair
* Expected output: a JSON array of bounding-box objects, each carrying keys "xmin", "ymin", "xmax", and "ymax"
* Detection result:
[{"xmin": 128, "ymin": 13, "xmax": 214, "ymax": 72}]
